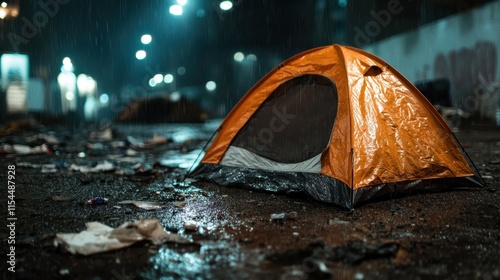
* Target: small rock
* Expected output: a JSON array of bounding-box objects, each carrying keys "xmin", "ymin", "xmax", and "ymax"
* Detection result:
[
  {"xmin": 184, "ymin": 221, "xmax": 198, "ymax": 231},
  {"xmin": 173, "ymin": 201, "xmax": 186, "ymax": 208}
]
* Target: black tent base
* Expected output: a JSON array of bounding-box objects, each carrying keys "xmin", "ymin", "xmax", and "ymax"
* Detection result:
[{"xmin": 189, "ymin": 164, "xmax": 484, "ymax": 209}]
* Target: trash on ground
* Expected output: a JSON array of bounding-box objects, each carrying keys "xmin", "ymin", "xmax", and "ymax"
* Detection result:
[
  {"xmin": 54, "ymin": 218, "xmax": 191, "ymax": 255},
  {"xmin": 0, "ymin": 144, "xmax": 51, "ymax": 155},
  {"xmin": 26, "ymin": 133, "xmax": 60, "ymax": 145},
  {"xmin": 270, "ymin": 213, "xmax": 286, "ymax": 222},
  {"xmin": 90, "ymin": 128, "xmax": 113, "ymax": 141},
  {"xmin": 184, "ymin": 221, "xmax": 198, "ymax": 231},
  {"xmin": 87, "ymin": 197, "xmax": 108, "ymax": 205},
  {"xmin": 328, "ymin": 218, "xmax": 350, "ymax": 225},
  {"xmin": 118, "ymin": 200, "xmax": 167, "ymax": 210},
  {"xmin": 145, "ymin": 133, "xmax": 168, "ymax": 146},
  {"xmin": 173, "ymin": 201, "xmax": 187, "ymax": 208},
  {"xmin": 269, "ymin": 211, "xmax": 300, "ymax": 221},
  {"xmin": 70, "ymin": 161, "xmax": 115, "ymax": 173}
]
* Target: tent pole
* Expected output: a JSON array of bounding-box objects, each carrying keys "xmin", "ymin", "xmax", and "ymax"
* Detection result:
[
  {"xmin": 182, "ymin": 128, "xmax": 219, "ymax": 182},
  {"xmin": 452, "ymin": 133, "xmax": 488, "ymax": 188}
]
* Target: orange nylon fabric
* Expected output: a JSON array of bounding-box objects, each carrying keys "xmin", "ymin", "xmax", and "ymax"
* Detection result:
[
  {"xmin": 341, "ymin": 46, "xmax": 473, "ymax": 189},
  {"xmin": 201, "ymin": 44, "xmax": 474, "ymax": 189}
]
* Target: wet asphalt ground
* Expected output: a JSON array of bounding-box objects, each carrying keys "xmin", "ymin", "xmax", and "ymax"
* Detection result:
[{"xmin": 1, "ymin": 122, "xmax": 499, "ymax": 280}]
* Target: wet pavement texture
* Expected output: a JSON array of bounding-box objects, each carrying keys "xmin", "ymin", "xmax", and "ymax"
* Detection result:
[{"xmin": 1, "ymin": 122, "xmax": 500, "ymax": 280}]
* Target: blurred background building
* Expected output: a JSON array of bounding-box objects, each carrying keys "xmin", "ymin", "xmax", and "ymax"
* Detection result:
[{"xmin": 0, "ymin": 0, "xmax": 499, "ymax": 125}]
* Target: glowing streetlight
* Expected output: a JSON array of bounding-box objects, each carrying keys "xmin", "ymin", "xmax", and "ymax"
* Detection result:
[
  {"xmin": 99, "ymin": 93, "xmax": 109, "ymax": 104},
  {"xmin": 136, "ymin": 50, "xmax": 147, "ymax": 60},
  {"xmin": 206, "ymin": 81, "xmax": 217, "ymax": 91},
  {"xmin": 233, "ymin": 52, "xmax": 244, "ymax": 62},
  {"xmin": 177, "ymin": 0, "xmax": 187, "ymax": 6},
  {"xmin": 169, "ymin": 5, "xmax": 183, "ymax": 16},
  {"xmin": 164, "ymin": 74, "xmax": 174, "ymax": 84},
  {"xmin": 141, "ymin": 34, "xmax": 152, "ymax": 45},
  {"xmin": 220, "ymin": 1, "xmax": 233, "ymax": 11}
]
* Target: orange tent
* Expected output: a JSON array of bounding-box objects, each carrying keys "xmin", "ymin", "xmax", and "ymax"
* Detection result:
[{"xmin": 189, "ymin": 44, "xmax": 484, "ymax": 208}]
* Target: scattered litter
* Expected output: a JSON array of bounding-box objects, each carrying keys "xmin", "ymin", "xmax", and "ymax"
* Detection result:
[
  {"xmin": 307, "ymin": 259, "xmax": 332, "ymax": 279},
  {"xmin": 52, "ymin": 196, "xmax": 73, "ymax": 202},
  {"xmin": 26, "ymin": 133, "xmax": 60, "ymax": 145},
  {"xmin": 59, "ymin": 268, "xmax": 70, "ymax": 276},
  {"xmin": 270, "ymin": 213, "xmax": 286, "ymax": 222},
  {"xmin": 482, "ymin": 175, "xmax": 494, "ymax": 179},
  {"xmin": 70, "ymin": 161, "xmax": 115, "ymax": 173},
  {"xmin": 87, "ymin": 197, "xmax": 108, "ymax": 205},
  {"xmin": 118, "ymin": 200, "xmax": 167, "ymax": 210},
  {"xmin": 54, "ymin": 218, "xmax": 191, "ymax": 255},
  {"xmin": 293, "ymin": 232, "xmax": 299, "ymax": 237},
  {"xmin": 145, "ymin": 134, "xmax": 168, "ymax": 146},
  {"xmin": 328, "ymin": 218, "xmax": 350, "ymax": 225},
  {"xmin": 0, "ymin": 144, "xmax": 51, "ymax": 155},
  {"xmin": 86, "ymin": 143, "xmax": 105, "ymax": 150},
  {"xmin": 113, "ymin": 206, "xmax": 121, "ymax": 209},
  {"xmin": 90, "ymin": 128, "xmax": 113, "ymax": 141},
  {"xmin": 173, "ymin": 201, "xmax": 187, "ymax": 208},
  {"xmin": 270, "ymin": 212, "xmax": 299, "ymax": 222},
  {"xmin": 184, "ymin": 221, "xmax": 198, "ymax": 231},
  {"xmin": 107, "ymin": 155, "xmax": 143, "ymax": 163}
]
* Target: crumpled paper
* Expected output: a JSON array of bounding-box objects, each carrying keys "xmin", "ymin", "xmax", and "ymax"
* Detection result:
[
  {"xmin": 54, "ymin": 218, "xmax": 190, "ymax": 255},
  {"xmin": 118, "ymin": 200, "xmax": 167, "ymax": 210}
]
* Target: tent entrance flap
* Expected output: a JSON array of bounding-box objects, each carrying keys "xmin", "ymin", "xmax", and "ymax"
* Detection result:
[{"xmin": 231, "ymin": 74, "xmax": 338, "ymax": 163}]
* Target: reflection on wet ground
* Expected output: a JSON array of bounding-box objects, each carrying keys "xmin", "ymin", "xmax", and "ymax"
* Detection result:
[{"xmin": 0, "ymin": 122, "xmax": 499, "ymax": 279}]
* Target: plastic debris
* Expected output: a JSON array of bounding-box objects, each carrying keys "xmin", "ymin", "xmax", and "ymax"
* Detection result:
[
  {"xmin": 328, "ymin": 218, "xmax": 350, "ymax": 225},
  {"xmin": 54, "ymin": 218, "xmax": 191, "ymax": 255},
  {"xmin": 87, "ymin": 197, "xmax": 108, "ymax": 205},
  {"xmin": 118, "ymin": 200, "xmax": 167, "ymax": 210},
  {"xmin": 270, "ymin": 212, "xmax": 298, "ymax": 222},
  {"xmin": 173, "ymin": 201, "xmax": 187, "ymax": 208},
  {"xmin": 70, "ymin": 161, "xmax": 115, "ymax": 173},
  {"xmin": 270, "ymin": 213, "xmax": 286, "ymax": 221},
  {"xmin": 0, "ymin": 144, "xmax": 52, "ymax": 155}
]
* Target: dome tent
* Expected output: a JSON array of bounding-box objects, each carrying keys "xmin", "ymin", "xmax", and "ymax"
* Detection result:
[{"xmin": 189, "ymin": 45, "xmax": 484, "ymax": 209}]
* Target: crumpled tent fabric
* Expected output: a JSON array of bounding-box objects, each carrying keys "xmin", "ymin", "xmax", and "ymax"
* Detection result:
[{"xmin": 189, "ymin": 44, "xmax": 484, "ymax": 209}]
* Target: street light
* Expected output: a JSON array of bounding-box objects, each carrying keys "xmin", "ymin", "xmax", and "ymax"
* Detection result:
[
  {"xmin": 169, "ymin": 5, "xmax": 183, "ymax": 16},
  {"xmin": 141, "ymin": 34, "xmax": 152, "ymax": 45},
  {"xmin": 233, "ymin": 52, "xmax": 244, "ymax": 62},
  {"xmin": 220, "ymin": 1, "xmax": 233, "ymax": 11},
  {"xmin": 136, "ymin": 50, "xmax": 147, "ymax": 60}
]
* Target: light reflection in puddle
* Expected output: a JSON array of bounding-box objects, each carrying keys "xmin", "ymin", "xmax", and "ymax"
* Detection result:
[
  {"xmin": 160, "ymin": 149, "xmax": 204, "ymax": 169},
  {"xmin": 143, "ymin": 242, "xmax": 256, "ymax": 279}
]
